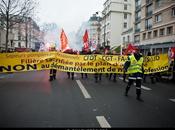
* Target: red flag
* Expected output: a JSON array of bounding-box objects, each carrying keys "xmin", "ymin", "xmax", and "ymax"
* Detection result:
[
  {"xmin": 171, "ymin": 47, "xmax": 175, "ymax": 59},
  {"xmin": 124, "ymin": 44, "xmax": 138, "ymax": 54},
  {"xmin": 83, "ymin": 30, "xmax": 89, "ymax": 50},
  {"xmin": 60, "ymin": 29, "xmax": 70, "ymax": 52}
]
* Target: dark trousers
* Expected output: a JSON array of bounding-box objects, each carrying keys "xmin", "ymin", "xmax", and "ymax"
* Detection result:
[
  {"xmin": 67, "ymin": 72, "xmax": 74, "ymax": 80},
  {"xmin": 81, "ymin": 73, "xmax": 88, "ymax": 79},
  {"xmin": 109, "ymin": 73, "xmax": 117, "ymax": 82},
  {"xmin": 125, "ymin": 79, "xmax": 142, "ymax": 98},
  {"xmin": 50, "ymin": 69, "xmax": 57, "ymax": 81},
  {"xmin": 94, "ymin": 73, "xmax": 102, "ymax": 82}
]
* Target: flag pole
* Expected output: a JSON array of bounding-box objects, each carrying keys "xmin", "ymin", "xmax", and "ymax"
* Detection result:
[{"xmin": 120, "ymin": 43, "xmax": 123, "ymax": 55}]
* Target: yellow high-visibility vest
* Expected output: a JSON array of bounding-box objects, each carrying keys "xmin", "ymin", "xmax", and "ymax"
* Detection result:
[{"xmin": 127, "ymin": 54, "xmax": 143, "ymax": 74}]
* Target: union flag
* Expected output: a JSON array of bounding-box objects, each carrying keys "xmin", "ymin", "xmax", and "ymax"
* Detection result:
[
  {"xmin": 60, "ymin": 29, "xmax": 70, "ymax": 52},
  {"xmin": 83, "ymin": 30, "xmax": 89, "ymax": 50}
]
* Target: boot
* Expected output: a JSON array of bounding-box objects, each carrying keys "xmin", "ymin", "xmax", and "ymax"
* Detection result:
[
  {"xmin": 136, "ymin": 89, "xmax": 144, "ymax": 102},
  {"xmin": 49, "ymin": 76, "xmax": 53, "ymax": 81},
  {"xmin": 125, "ymin": 86, "xmax": 130, "ymax": 96},
  {"xmin": 136, "ymin": 95, "xmax": 144, "ymax": 102}
]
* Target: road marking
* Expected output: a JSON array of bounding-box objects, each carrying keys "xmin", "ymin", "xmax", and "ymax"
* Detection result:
[
  {"xmin": 76, "ymin": 80, "xmax": 91, "ymax": 99},
  {"xmin": 169, "ymin": 99, "xmax": 175, "ymax": 103},
  {"xmin": 141, "ymin": 85, "xmax": 152, "ymax": 91},
  {"xmin": 119, "ymin": 77, "xmax": 129, "ymax": 82},
  {"xmin": 96, "ymin": 116, "xmax": 111, "ymax": 128},
  {"xmin": 119, "ymin": 77, "xmax": 152, "ymax": 91},
  {"xmin": 133, "ymin": 83, "xmax": 152, "ymax": 91}
]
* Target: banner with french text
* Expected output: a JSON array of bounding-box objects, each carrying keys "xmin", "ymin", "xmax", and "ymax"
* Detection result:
[{"xmin": 0, "ymin": 52, "xmax": 169, "ymax": 74}]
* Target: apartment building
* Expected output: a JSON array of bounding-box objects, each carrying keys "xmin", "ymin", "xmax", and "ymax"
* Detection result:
[
  {"xmin": 134, "ymin": 0, "xmax": 175, "ymax": 55},
  {"xmin": 121, "ymin": 0, "xmax": 135, "ymax": 48},
  {"xmin": 0, "ymin": 16, "xmax": 42, "ymax": 52},
  {"xmin": 88, "ymin": 14, "xmax": 102, "ymax": 50},
  {"xmin": 0, "ymin": 15, "xmax": 14, "ymax": 52},
  {"xmin": 101, "ymin": 0, "xmax": 134, "ymax": 49},
  {"xmin": 12, "ymin": 17, "xmax": 42, "ymax": 51}
]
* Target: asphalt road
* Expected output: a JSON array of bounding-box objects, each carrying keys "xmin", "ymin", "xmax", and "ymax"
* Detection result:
[{"xmin": 0, "ymin": 71, "xmax": 175, "ymax": 128}]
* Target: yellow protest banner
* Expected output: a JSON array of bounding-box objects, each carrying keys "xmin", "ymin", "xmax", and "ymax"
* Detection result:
[
  {"xmin": 143, "ymin": 54, "xmax": 169, "ymax": 74},
  {"xmin": 0, "ymin": 52, "xmax": 169, "ymax": 74}
]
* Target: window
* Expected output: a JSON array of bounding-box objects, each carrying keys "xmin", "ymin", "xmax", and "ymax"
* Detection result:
[
  {"xmin": 10, "ymin": 40, "xmax": 13, "ymax": 47},
  {"xmin": 124, "ymin": 13, "xmax": 127, "ymax": 19},
  {"xmin": 135, "ymin": 11, "xmax": 141, "ymax": 21},
  {"xmin": 154, "ymin": 30, "xmax": 158, "ymax": 37},
  {"xmin": 136, "ymin": 0, "xmax": 141, "ymax": 7},
  {"xmin": 155, "ymin": 0, "xmax": 162, "ymax": 8},
  {"xmin": 143, "ymin": 33, "xmax": 146, "ymax": 40},
  {"xmin": 127, "ymin": 35, "xmax": 130, "ymax": 42},
  {"xmin": 160, "ymin": 28, "xmax": 165, "ymax": 36},
  {"xmin": 18, "ymin": 42, "xmax": 21, "ymax": 48},
  {"xmin": 18, "ymin": 36, "xmax": 21, "ymax": 40},
  {"xmin": 145, "ymin": 18, "xmax": 152, "ymax": 30},
  {"xmin": 124, "ymin": 4, "xmax": 127, "ymax": 10},
  {"xmin": 134, "ymin": 35, "xmax": 140, "ymax": 43},
  {"xmin": 167, "ymin": 26, "xmax": 173, "ymax": 35},
  {"xmin": 146, "ymin": 0, "xmax": 152, "ymax": 5},
  {"xmin": 124, "ymin": 22, "xmax": 127, "ymax": 28},
  {"xmin": 146, "ymin": 5, "xmax": 153, "ymax": 17},
  {"xmin": 155, "ymin": 14, "xmax": 162, "ymax": 22},
  {"xmin": 123, "ymin": 37, "xmax": 126, "ymax": 43},
  {"xmin": 148, "ymin": 32, "xmax": 152, "ymax": 39},
  {"xmin": 135, "ymin": 23, "xmax": 141, "ymax": 32},
  {"xmin": 172, "ymin": 7, "xmax": 175, "ymax": 16},
  {"xmin": 124, "ymin": 0, "xmax": 127, "ymax": 2}
]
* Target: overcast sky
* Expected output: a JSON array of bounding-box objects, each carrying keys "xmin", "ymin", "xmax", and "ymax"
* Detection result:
[{"xmin": 37, "ymin": 0, "xmax": 105, "ymax": 33}]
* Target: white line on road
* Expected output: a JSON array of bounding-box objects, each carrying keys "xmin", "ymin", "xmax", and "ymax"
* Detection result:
[
  {"xmin": 119, "ymin": 77, "xmax": 152, "ymax": 91},
  {"xmin": 96, "ymin": 116, "xmax": 111, "ymax": 128},
  {"xmin": 169, "ymin": 99, "xmax": 175, "ymax": 103},
  {"xmin": 141, "ymin": 85, "xmax": 152, "ymax": 91},
  {"xmin": 76, "ymin": 80, "xmax": 91, "ymax": 99}
]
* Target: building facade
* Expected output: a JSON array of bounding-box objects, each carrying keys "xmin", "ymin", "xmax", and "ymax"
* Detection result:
[
  {"xmin": 0, "ymin": 16, "xmax": 42, "ymax": 52},
  {"xmin": 121, "ymin": 0, "xmax": 135, "ymax": 48},
  {"xmin": 88, "ymin": 14, "xmax": 102, "ymax": 50},
  {"xmin": 12, "ymin": 17, "xmax": 42, "ymax": 51},
  {"xmin": 101, "ymin": 0, "xmax": 134, "ymax": 49},
  {"xmin": 134, "ymin": 0, "xmax": 175, "ymax": 55}
]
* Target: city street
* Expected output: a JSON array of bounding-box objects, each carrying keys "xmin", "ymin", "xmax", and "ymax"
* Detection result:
[{"xmin": 0, "ymin": 71, "xmax": 175, "ymax": 128}]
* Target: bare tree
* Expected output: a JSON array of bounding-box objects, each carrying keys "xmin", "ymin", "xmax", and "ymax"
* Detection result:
[{"xmin": 0, "ymin": 0, "xmax": 36, "ymax": 52}]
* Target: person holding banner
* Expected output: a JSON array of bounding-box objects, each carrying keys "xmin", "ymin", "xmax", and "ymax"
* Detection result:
[
  {"xmin": 49, "ymin": 45, "xmax": 57, "ymax": 82},
  {"xmin": 64, "ymin": 49, "xmax": 75, "ymax": 80},
  {"xmin": 80, "ymin": 48, "xmax": 91, "ymax": 79},
  {"xmin": 109, "ymin": 50, "xmax": 117, "ymax": 82},
  {"xmin": 124, "ymin": 50, "xmax": 144, "ymax": 101},
  {"xmin": 94, "ymin": 49, "xmax": 102, "ymax": 83}
]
